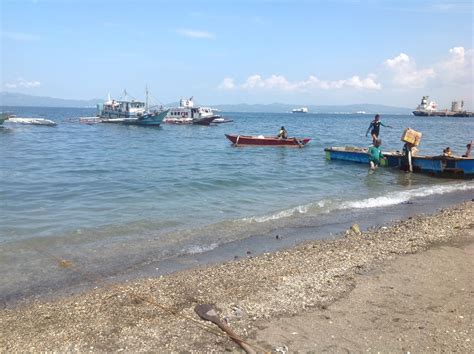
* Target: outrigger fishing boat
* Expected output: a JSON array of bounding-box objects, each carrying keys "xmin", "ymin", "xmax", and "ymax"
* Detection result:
[
  {"xmin": 225, "ymin": 134, "xmax": 311, "ymax": 147},
  {"xmin": 86, "ymin": 88, "xmax": 168, "ymax": 126},
  {"xmin": 324, "ymin": 146, "xmax": 474, "ymax": 179}
]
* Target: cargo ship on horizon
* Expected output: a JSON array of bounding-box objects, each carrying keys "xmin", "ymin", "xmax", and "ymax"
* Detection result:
[{"xmin": 412, "ymin": 96, "xmax": 473, "ymax": 117}]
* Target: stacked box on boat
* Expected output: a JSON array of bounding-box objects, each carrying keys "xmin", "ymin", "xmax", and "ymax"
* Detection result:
[{"xmin": 401, "ymin": 128, "xmax": 422, "ymax": 146}]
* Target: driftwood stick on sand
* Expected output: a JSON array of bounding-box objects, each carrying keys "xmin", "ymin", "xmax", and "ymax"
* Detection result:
[{"xmin": 195, "ymin": 304, "xmax": 258, "ymax": 354}]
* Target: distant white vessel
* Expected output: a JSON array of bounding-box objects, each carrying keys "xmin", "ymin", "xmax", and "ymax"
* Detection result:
[{"xmin": 292, "ymin": 107, "xmax": 309, "ymax": 113}]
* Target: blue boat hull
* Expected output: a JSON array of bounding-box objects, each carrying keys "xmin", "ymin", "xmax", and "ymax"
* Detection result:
[
  {"xmin": 409, "ymin": 156, "xmax": 474, "ymax": 178},
  {"xmin": 325, "ymin": 147, "xmax": 473, "ymax": 179},
  {"xmin": 324, "ymin": 148, "xmax": 399, "ymax": 167},
  {"xmin": 103, "ymin": 110, "xmax": 169, "ymax": 126}
]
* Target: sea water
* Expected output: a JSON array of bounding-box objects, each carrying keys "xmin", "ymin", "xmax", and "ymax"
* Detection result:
[{"xmin": 0, "ymin": 107, "xmax": 473, "ymax": 303}]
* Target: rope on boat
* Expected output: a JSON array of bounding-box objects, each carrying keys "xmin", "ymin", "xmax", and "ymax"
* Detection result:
[{"xmin": 294, "ymin": 138, "xmax": 303, "ymax": 148}]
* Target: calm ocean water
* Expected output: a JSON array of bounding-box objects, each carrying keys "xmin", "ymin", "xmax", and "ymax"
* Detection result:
[{"xmin": 1, "ymin": 106, "xmax": 473, "ymax": 302}]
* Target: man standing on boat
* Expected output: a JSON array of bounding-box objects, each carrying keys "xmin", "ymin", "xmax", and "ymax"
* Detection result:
[{"xmin": 366, "ymin": 114, "xmax": 391, "ymax": 144}]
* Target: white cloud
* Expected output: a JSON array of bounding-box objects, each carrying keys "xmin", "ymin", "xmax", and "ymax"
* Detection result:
[
  {"xmin": 220, "ymin": 73, "xmax": 381, "ymax": 91},
  {"xmin": 1, "ymin": 31, "xmax": 40, "ymax": 41},
  {"xmin": 431, "ymin": 3, "xmax": 455, "ymax": 12},
  {"xmin": 176, "ymin": 28, "xmax": 215, "ymax": 39},
  {"xmin": 241, "ymin": 74, "xmax": 298, "ymax": 90},
  {"xmin": 384, "ymin": 53, "xmax": 436, "ymax": 88},
  {"xmin": 219, "ymin": 46, "xmax": 471, "ymax": 95},
  {"xmin": 327, "ymin": 75, "xmax": 382, "ymax": 90},
  {"xmin": 5, "ymin": 78, "xmax": 41, "ymax": 89},
  {"xmin": 385, "ymin": 53, "xmax": 410, "ymax": 68},
  {"xmin": 218, "ymin": 78, "xmax": 236, "ymax": 89},
  {"xmin": 434, "ymin": 46, "xmax": 473, "ymax": 85},
  {"xmin": 383, "ymin": 47, "xmax": 473, "ymax": 89}
]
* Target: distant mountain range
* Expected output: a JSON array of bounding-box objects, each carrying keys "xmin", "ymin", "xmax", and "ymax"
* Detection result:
[
  {"xmin": 0, "ymin": 92, "xmax": 103, "ymax": 108},
  {"xmin": 1, "ymin": 92, "xmax": 412, "ymax": 114}
]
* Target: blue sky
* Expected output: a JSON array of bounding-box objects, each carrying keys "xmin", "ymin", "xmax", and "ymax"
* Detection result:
[{"xmin": 1, "ymin": 0, "xmax": 473, "ymax": 108}]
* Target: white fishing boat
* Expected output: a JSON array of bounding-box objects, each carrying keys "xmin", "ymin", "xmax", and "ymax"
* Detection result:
[
  {"xmin": 292, "ymin": 107, "xmax": 308, "ymax": 113},
  {"xmin": 163, "ymin": 97, "xmax": 220, "ymax": 125}
]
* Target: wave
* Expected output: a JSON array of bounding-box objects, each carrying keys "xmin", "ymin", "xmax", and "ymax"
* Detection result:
[
  {"xmin": 242, "ymin": 204, "xmax": 311, "ymax": 223},
  {"xmin": 183, "ymin": 243, "xmax": 219, "ymax": 255},
  {"xmin": 242, "ymin": 181, "xmax": 473, "ymax": 223},
  {"xmin": 341, "ymin": 182, "xmax": 473, "ymax": 209}
]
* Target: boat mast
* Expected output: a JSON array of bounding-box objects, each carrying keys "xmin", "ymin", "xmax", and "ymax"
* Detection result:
[{"xmin": 145, "ymin": 85, "xmax": 149, "ymax": 112}]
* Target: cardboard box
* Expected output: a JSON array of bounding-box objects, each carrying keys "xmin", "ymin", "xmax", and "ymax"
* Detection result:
[{"xmin": 401, "ymin": 128, "xmax": 422, "ymax": 146}]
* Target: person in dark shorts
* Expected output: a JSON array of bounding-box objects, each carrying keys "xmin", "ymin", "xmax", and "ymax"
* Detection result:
[{"xmin": 366, "ymin": 114, "xmax": 391, "ymax": 144}]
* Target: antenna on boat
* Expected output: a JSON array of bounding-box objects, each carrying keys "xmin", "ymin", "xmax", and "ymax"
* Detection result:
[{"xmin": 145, "ymin": 85, "xmax": 149, "ymax": 111}]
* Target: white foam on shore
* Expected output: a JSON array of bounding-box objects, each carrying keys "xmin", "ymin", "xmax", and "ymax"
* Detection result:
[
  {"xmin": 242, "ymin": 203, "xmax": 316, "ymax": 223},
  {"xmin": 341, "ymin": 182, "xmax": 473, "ymax": 210},
  {"xmin": 184, "ymin": 243, "xmax": 219, "ymax": 255},
  {"xmin": 242, "ymin": 182, "xmax": 473, "ymax": 223}
]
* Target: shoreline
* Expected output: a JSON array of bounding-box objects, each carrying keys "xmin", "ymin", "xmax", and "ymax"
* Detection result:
[
  {"xmin": 1, "ymin": 201, "xmax": 473, "ymax": 351},
  {"xmin": 2, "ymin": 187, "xmax": 472, "ymax": 307}
]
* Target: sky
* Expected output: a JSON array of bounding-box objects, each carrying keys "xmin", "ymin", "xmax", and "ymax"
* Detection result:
[{"xmin": 1, "ymin": 0, "xmax": 473, "ymax": 109}]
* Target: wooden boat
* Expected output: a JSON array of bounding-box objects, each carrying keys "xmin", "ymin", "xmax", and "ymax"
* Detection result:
[
  {"xmin": 225, "ymin": 134, "xmax": 311, "ymax": 147},
  {"xmin": 324, "ymin": 146, "xmax": 474, "ymax": 179}
]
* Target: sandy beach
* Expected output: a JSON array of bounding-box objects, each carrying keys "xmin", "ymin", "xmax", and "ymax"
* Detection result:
[{"xmin": 1, "ymin": 201, "xmax": 473, "ymax": 352}]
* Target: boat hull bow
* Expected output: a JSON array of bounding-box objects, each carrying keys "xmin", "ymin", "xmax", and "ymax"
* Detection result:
[{"xmin": 226, "ymin": 134, "xmax": 311, "ymax": 147}]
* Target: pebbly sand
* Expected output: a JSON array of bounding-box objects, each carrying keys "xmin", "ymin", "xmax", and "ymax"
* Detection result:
[{"xmin": 1, "ymin": 201, "xmax": 473, "ymax": 352}]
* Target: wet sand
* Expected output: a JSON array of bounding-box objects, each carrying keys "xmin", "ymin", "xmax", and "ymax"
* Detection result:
[{"xmin": 1, "ymin": 201, "xmax": 473, "ymax": 352}]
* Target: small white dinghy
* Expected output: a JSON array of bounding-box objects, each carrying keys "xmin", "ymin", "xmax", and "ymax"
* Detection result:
[{"xmin": 8, "ymin": 117, "xmax": 57, "ymax": 126}]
